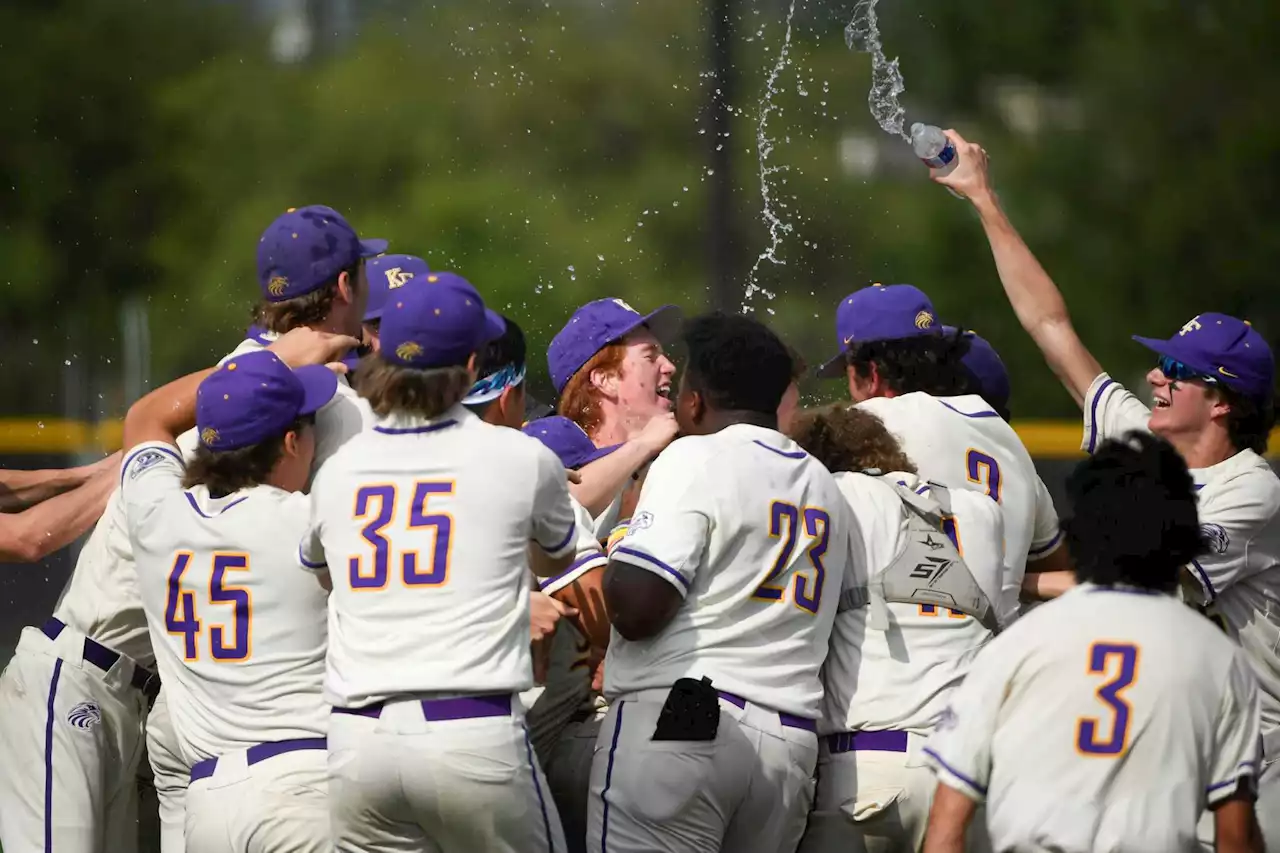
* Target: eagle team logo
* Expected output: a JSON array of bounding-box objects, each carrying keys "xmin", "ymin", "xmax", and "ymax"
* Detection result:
[
  {"xmin": 384, "ymin": 268, "xmax": 414, "ymax": 290},
  {"xmin": 128, "ymin": 449, "xmax": 166, "ymax": 480},
  {"xmin": 200, "ymin": 427, "xmax": 220, "ymax": 446},
  {"xmin": 67, "ymin": 702, "xmax": 101, "ymax": 731},
  {"xmin": 395, "ymin": 341, "xmax": 424, "ymax": 362},
  {"xmin": 267, "ymin": 275, "xmax": 289, "ymax": 297},
  {"xmin": 914, "ymin": 310, "xmax": 935, "ymax": 330}
]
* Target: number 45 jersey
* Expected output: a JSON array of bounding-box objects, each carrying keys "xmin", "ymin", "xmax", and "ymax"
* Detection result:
[
  {"xmin": 925, "ymin": 582, "xmax": 1262, "ymax": 853},
  {"xmin": 121, "ymin": 441, "xmax": 329, "ymax": 763}
]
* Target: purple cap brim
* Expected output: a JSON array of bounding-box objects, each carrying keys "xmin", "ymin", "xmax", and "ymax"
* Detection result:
[
  {"xmin": 359, "ymin": 238, "xmax": 389, "ymax": 258},
  {"xmin": 577, "ymin": 442, "xmax": 623, "ymax": 468},
  {"xmin": 640, "ymin": 305, "xmax": 683, "ymax": 343},
  {"xmin": 295, "ymin": 365, "xmax": 340, "ymax": 417},
  {"xmin": 483, "ymin": 309, "xmax": 507, "ymax": 345},
  {"xmin": 1130, "ymin": 334, "xmax": 1218, "ymax": 376}
]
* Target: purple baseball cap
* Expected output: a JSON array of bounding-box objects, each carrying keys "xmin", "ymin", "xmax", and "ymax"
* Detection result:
[
  {"xmin": 522, "ymin": 416, "xmax": 622, "ymax": 469},
  {"xmin": 256, "ymin": 205, "xmax": 388, "ymax": 303},
  {"xmin": 944, "ymin": 326, "xmax": 1011, "ymax": 413},
  {"xmin": 379, "ymin": 272, "xmax": 506, "ymax": 369},
  {"xmin": 547, "ymin": 298, "xmax": 682, "ymax": 395},
  {"xmin": 815, "ymin": 284, "xmax": 941, "ymax": 379},
  {"xmin": 196, "ymin": 351, "xmax": 338, "ymax": 451},
  {"xmin": 364, "ymin": 254, "xmax": 430, "ymax": 323},
  {"xmin": 1133, "ymin": 313, "xmax": 1274, "ymax": 402}
]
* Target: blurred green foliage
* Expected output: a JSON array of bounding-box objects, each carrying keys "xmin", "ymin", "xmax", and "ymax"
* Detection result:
[{"xmin": 1, "ymin": 0, "xmax": 1276, "ymax": 420}]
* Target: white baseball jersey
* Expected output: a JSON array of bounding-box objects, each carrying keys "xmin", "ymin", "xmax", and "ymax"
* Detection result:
[
  {"xmin": 48, "ymin": 335, "xmax": 370, "ymax": 671},
  {"xmin": 858, "ymin": 393, "xmax": 1062, "ymax": 625},
  {"xmin": 1084, "ymin": 373, "xmax": 1280, "ymax": 753},
  {"xmin": 299, "ymin": 404, "xmax": 579, "ymax": 709},
  {"xmin": 523, "ymin": 498, "xmax": 607, "ymax": 759},
  {"xmin": 822, "ymin": 471, "xmax": 1006, "ymax": 736},
  {"xmin": 121, "ymin": 441, "xmax": 329, "ymax": 762},
  {"xmin": 603, "ymin": 423, "xmax": 864, "ymax": 720},
  {"xmin": 925, "ymin": 583, "xmax": 1262, "ymax": 851}
]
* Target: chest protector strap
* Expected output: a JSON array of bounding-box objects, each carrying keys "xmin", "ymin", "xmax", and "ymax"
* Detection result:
[{"xmin": 866, "ymin": 481, "xmax": 1000, "ymax": 635}]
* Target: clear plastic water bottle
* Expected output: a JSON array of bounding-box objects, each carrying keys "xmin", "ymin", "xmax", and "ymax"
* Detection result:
[{"xmin": 911, "ymin": 123, "xmax": 962, "ymax": 198}]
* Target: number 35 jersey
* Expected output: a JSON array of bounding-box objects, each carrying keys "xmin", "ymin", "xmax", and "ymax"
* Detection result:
[
  {"xmin": 925, "ymin": 583, "xmax": 1262, "ymax": 853},
  {"xmin": 300, "ymin": 405, "xmax": 579, "ymax": 709},
  {"xmin": 603, "ymin": 424, "xmax": 866, "ymax": 721},
  {"xmin": 121, "ymin": 441, "xmax": 329, "ymax": 764}
]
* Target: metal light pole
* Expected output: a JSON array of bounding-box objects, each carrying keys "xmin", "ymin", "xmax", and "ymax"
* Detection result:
[{"xmin": 707, "ymin": 0, "xmax": 736, "ymax": 312}]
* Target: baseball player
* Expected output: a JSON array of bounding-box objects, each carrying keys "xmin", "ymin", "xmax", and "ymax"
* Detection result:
[
  {"xmin": 300, "ymin": 274, "xmax": 578, "ymax": 852},
  {"xmin": 814, "ymin": 284, "xmax": 1069, "ymax": 626},
  {"xmin": 549, "ymin": 297, "xmax": 681, "ymax": 529},
  {"xmin": 786, "ymin": 404, "xmax": 1006, "ymax": 853},
  {"xmin": 932, "ymin": 131, "xmax": 1280, "ymax": 847},
  {"xmin": 0, "ymin": 453, "xmax": 119, "ymax": 562},
  {"xmin": 121, "ymin": 344, "xmax": 346, "ymax": 852},
  {"xmin": 923, "ymin": 432, "xmax": 1265, "ymax": 853},
  {"xmin": 361, "ymin": 253, "xmax": 430, "ymax": 354},
  {"xmin": 588, "ymin": 312, "xmax": 866, "ymax": 853}
]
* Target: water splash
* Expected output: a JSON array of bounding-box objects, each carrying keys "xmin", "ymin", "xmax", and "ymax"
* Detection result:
[
  {"xmin": 744, "ymin": 0, "xmax": 800, "ymax": 311},
  {"xmin": 845, "ymin": 0, "xmax": 909, "ymax": 141}
]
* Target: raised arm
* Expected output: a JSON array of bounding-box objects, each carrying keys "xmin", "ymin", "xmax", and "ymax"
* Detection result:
[
  {"xmin": 0, "ymin": 462, "xmax": 117, "ymax": 563},
  {"xmin": 570, "ymin": 413, "xmax": 677, "ymax": 516},
  {"xmin": 930, "ymin": 130, "xmax": 1103, "ymax": 407},
  {"xmin": 0, "ymin": 452, "xmax": 120, "ymax": 513}
]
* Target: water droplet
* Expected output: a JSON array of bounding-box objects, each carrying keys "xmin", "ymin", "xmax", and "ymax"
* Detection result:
[
  {"xmin": 596, "ymin": 254, "xmax": 605, "ymax": 262},
  {"xmin": 32, "ymin": 338, "xmax": 39, "ymax": 345},
  {"xmin": 36, "ymin": 421, "xmax": 44, "ymax": 430},
  {"xmin": 567, "ymin": 265, "xmax": 575, "ymax": 272},
  {"xmin": 64, "ymin": 359, "xmax": 71, "ymax": 366}
]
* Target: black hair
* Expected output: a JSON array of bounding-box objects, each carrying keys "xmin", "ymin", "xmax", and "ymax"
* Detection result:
[
  {"xmin": 1217, "ymin": 385, "xmax": 1274, "ymax": 455},
  {"xmin": 1063, "ymin": 431, "xmax": 1204, "ymax": 592},
  {"xmin": 182, "ymin": 414, "xmax": 314, "ymax": 498},
  {"xmin": 846, "ymin": 331, "xmax": 973, "ymax": 397},
  {"xmin": 681, "ymin": 311, "xmax": 793, "ymax": 416},
  {"xmin": 465, "ymin": 315, "xmax": 526, "ymax": 417}
]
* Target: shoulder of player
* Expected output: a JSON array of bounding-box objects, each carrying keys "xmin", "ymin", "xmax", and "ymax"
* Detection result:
[{"xmin": 1199, "ymin": 456, "xmax": 1280, "ymax": 516}]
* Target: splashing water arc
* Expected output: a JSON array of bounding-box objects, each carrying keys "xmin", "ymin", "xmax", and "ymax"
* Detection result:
[{"xmin": 846, "ymin": 0, "xmax": 909, "ymax": 141}]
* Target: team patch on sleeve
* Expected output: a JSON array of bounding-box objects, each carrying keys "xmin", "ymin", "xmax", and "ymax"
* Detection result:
[
  {"xmin": 122, "ymin": 444, "xmax": 183, "ymax": 485},
  {"xmin": 1200, "ymin": 523, "xmax": 1230, "ymax": 555}
]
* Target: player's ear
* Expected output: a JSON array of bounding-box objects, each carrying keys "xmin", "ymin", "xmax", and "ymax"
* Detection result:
[
  {"xmin": 282, "ymin": 429, "xmax": 301, "ymax": 458},
  {"xmin": 335, "ymin": 270, "xmax": 354, "ymax": 307},
  {"xmin": 465, "ymin": 353, "xmax": 479, "ymax": 383},
  {"xmin": 589, "ymin": 366, "xmax": 619, "ymax": 397}
]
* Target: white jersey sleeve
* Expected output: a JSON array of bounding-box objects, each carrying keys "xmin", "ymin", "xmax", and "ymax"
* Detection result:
[
  {"xmin": 119, "ymin": 441, "xmax": 187, "ymax": 530},
  {"xmin": 1080, "ymin": 373, "xmax": 1152, "ymax": 453},
  {"xmin": 1208, "ymin": 648, "xmax": 1265, "ymax": 805},
  {"xmin": 531, "ymin": 443, "xmax": 579, "ymax": 559},
  {"xmin": 1028, "ymin": 476, "xmax": 1064, "ymax": 561},
  {"xmin": 297, "ymin": 478, "xmax": 329, "ymax": 576},
  {"xmin": 607, "ymin": 442, "xmax": 710, "ymax": 597},
  {"xmin": 1184, "ymin": 464, "xmax": 1280, "ymax": 604},
  {"xmin": 922, "ymin": 637, "xmax": 1015, "ymax": 802},
  {"xmin": 538, "ymin": 498, "xmax": 608, "ymax": 596}
]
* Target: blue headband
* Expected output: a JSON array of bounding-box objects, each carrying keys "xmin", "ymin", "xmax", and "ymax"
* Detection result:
[{"xmin": 464, "ymin": 362, "xmax": 526, "ymax": 406}]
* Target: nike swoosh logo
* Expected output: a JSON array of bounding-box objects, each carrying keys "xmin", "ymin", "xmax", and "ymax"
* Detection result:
[
  {"xmin": 1218, "ymin": 366, "xmax": 1239, "ymax": 378},
  {"xmin": 843, "ymin": 335, "xmax": 855, "ymax": 345}
]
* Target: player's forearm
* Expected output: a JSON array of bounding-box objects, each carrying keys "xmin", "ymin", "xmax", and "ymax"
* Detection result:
[
  {"xmin": 1020, "ymin": 569, "xmax": 1076, "ymax": 601},
  {"xmin": 972, "ymin": 193, "xmax": 1102, "ymax": 406},
  {"xmin": 122, "ymin": 367, "xmax": 217, "ymax": 451},
  {"xmin": 528, "ymin": 543, "xmax": 575, "ymax": 578},
  {"xmin": 0, "ymin": 466, "xmax": 89, "ymax": 512},
  {"xmin": 921, "ymin": 783, "xmax": 977, "ymax": 853},
  {"xmin": 1213, "ymin": 795, "xmax": 1265, "ymax": 853},
  {"xmin": 0, "ymin": 465, "xmax": 116, "ymax": 563},
  {"xmin": 570, "ymin": 440, "xmax": 654, "ymax": 517}
]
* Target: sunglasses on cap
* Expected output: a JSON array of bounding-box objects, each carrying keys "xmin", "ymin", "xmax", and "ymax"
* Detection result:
[{"xmin": 1157, "ymin": 355, "xmax": 1219, "ymax": 386}]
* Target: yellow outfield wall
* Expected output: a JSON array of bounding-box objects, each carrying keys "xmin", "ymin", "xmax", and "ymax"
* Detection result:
[{"xmin": 3, "ymin": 417, "xmax": 1279, "ymax": 460}]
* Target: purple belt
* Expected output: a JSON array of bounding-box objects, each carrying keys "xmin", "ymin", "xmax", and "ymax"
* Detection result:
[
  {"xmin": 41, "ymin": 618, "xmax": 160, "ymax": 702},
  {"xmin": 825, "ymin": 730, "xmax": 909, "ymax": 754},
  {"xmin": 190, "ymin": 737, "xmax": 326, "ymax": 783},
  {"xmin": 717, "ymin": 690, "xmax": 816, "ymax": 734},
  {"xmin": 333, "ymin": 693, "xmax": 513, "ymax": 722}
]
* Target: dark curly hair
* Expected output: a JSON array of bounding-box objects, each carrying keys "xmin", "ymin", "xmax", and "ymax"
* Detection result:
[
  {"xmin": 681, "ymin": 311, "xmax": 793, "ymax": 416},
  {"xmin": 846, "ymin": 331, "xmax": 973, "ymax": 397},
  {"xmin": 1063, "ymin": 431, "xmax": 1205, "ymax": 592},
  {"xmin": 787, "ymin": 403, "xmax": 917, "ymax": 475}
]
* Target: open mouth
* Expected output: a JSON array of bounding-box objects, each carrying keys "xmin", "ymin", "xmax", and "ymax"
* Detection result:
[{"xmin": 1153, "ymin": 396, "xmax": 1171, "ymax": 409}]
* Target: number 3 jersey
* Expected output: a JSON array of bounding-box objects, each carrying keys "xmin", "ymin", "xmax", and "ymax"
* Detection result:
[
  {"xmin": 121, "ymin": 440, "xmax": 329, "ymax": 764},
  {"xmin": 603, "ymin": 424, "xmax": 866, "ymax": 721},
  {"xmin": 299, "ymin": 405, "xmax": 579, "ymax": 709},
  {"xmin": 925, "ymin": 583, "xmax": 1262, "ymax": 853}
]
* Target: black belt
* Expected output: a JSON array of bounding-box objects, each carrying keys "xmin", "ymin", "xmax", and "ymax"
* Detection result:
[{"xmin": 41, "ymin": 618, "xmax": 161, "ymax": 703}]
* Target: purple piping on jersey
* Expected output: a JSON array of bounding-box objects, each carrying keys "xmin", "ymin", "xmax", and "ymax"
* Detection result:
[
  {"xmin": 538, "ymin": 522, "xmax": 578, "ymax": 556},
  {"xmin": 539, "ymin": 552, "xmax": 607, "ymax": 592},
  {"xmin": 1194, "ymin": 483, "xmax": 1206, "ymax": 492},
  {"xmin": 298, "ymin": 546, "xmax": 327, "ymax": 570},
  {"xmin": 600, "ymin": 701, "xmax": 625, "ymax": 853},
  {"xmin": 937, "ymin": 400, "xmax": 999, "ymax": 419},
  {"xmin": 752, "ymin": 440, "xmax": 807, "ymax": 460},
  {"xmin": 120, "ymin": 444, "xmax": 183, "ymax": 486},
  {"xmin": 1207, "ymin": 761, "xmax": 1258, "ymax": 794},
  {"xmin": 1189, "ymin": 559, "xmax": 1216, "ymax": 603},
  {"xmin": 611, "ymin": 546, "xmax": 690, "ymax": 591},
  {"xmin": 1085, "ymin": 378, "xmax": 1116, "ymax": 454},
  {"xmin": 1084, "ymin": 585, "xmax": 1163, "ymax": 597},
  {"xmin": 1028, "ymin": 530, "xmax": 1063, "ymax": 557},
  {"xmin": 523, "ymin": 725, "xmax": 556, "ymax": 852},
  {"xmin": 372, "ymin": 419, "xmax": 458, "ymax": 435},
  {"xmin": 922, "ymin": 746, "xmax": 988, "ymax": 797},
  {"xmin": 183, "ymin": 491, "xmax": 249, "ymax": 519},
  {"xmin": 43, "ymin": 658, "xmax": 63, "ymax": 853}
]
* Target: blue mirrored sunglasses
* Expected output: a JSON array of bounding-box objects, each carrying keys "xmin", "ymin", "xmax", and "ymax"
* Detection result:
[{"xmin": 1158, "ymin": 355, "xmax": 1218, "ymax": 385}]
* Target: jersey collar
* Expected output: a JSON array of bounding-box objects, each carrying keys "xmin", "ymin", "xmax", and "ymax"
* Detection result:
[{"xmin": 372, "ymin": 403, "xmax": 472, "ymax": 436}]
